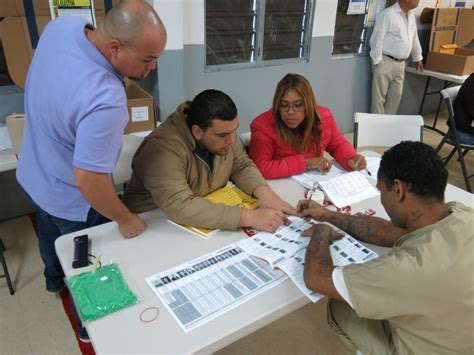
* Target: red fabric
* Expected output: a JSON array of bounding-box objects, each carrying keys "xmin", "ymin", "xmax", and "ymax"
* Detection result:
[
  {"xmin": 249, "ymin": 106, "xmax": 357, "ymax": 179},
  {"xmin": 59, "ymin": 288, "xmax": 95, "ymax": 355}
]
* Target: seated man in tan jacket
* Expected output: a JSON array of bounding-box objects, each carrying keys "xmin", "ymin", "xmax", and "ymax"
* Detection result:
[
  {"xmin": 299, "ymin": 141, "xmax": 473, "ymax": 354},
  {"xmin": 123, "ymin": 89, "xmax": 296, "ymax": 232}
]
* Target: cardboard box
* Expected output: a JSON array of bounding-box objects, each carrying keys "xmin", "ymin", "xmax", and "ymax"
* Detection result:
[
  {"xmin": 1, "ymin": 16, "xmax": 50, "ymax": 88},
  {"xmin": 0, "ymin": 0, "xmax": 119, "ymax": 88},
  {"xmin": 0, "ymin": 0, "xmax": 51, "ymax": 17},
  {"xmin": 0, "ymin": 0, "xmax": 116, "ymax": 17},
  {"xmin": 124, "ymin": 82, "xmax": 156, "ymax": 134},
  {"xmin": 1, "ymin": 0, "xmax": 156, "ymax": 133},
  {"xmin": 425, "ymin": 8, "xmax": 474, "ymax": 75}
]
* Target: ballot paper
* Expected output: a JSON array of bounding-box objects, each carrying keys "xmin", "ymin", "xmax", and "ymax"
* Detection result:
[
  {"xmin": 145, "ymin": 245, "xmax": 286, "ymax": 332},
  {"xmin": 317, "ymin": 171, "xmax": 380, "ymax": 208},
  {"xmin": 238, "ymin": 216, "xmax": 378, "ymax": 302}
]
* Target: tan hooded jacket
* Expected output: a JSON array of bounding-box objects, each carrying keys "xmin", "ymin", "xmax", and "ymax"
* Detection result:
[{"xmin": 123, "ymin": 101, "xmax": 267, "ymax": 230}]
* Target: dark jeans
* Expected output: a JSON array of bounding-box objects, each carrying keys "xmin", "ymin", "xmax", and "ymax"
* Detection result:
[
  {"xmin": 35, "ymin": 206, "xmax": 109, "ymax": 292},
  {"xmin": 35, "ymin": 205, "xmax": 109, "ymax": 336}
]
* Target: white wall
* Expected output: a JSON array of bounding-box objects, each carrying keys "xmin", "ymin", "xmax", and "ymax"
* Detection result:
[{"xmin": 153, "ymin": 0, "xmax": 185, "ymax": 50}]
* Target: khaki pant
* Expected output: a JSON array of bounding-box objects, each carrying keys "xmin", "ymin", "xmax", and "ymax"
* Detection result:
[
  {"xmin": 327, "ymin": 299, "xmax": 396, "ymax": 355},
  {"xmin": 371, "ymin": 56, "xmax": 405, "ymax": 114}
]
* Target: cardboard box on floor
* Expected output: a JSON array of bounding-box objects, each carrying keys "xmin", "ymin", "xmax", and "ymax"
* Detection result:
[
  {"xmin": 0, "ymin": 0, "xmax": 155, "ymax": 134},
  {"xmin": 425, "ymin": 8, "xmax": 474, "ymax": 76}
]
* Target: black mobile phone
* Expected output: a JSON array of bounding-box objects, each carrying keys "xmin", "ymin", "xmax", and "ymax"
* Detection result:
[{"xmin": 72, "ymin": 234, "xmax": 89, "ymax": 268}]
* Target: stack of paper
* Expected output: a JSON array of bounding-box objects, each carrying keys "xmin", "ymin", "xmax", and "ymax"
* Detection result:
[
  {"xmin": 237, "ymin": 216, "xmax": 379, "ymax": 302},
  {"xmin": 168, "ymin": 184, "xmax": 259, "ymax": 239},
  {"xmin": 318, "ymin": 171, "xmax": 379, "ymax": 208}
]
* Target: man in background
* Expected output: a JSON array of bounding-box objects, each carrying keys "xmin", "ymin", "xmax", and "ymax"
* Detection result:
[
  {"xmin": 123, "ymin": 89, "xmax": 297, "ymax": 232},
  {"xmin": 452, "ymin": 73, "xmax": 474, "ymax": 144},
  {"xmin": 370, "ymin": 0, "xmax": 423, "ymax": 114},
  {"xmin": 16, "ymin": 0, "xmax": 166, "ymax": 342},
  {"xmin": 299, "ymin": 141, "xmax": 473, "ymax": 354}
]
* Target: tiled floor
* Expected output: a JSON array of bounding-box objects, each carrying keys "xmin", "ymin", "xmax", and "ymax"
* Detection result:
[{"xmin": 0, "ymin": 113, "xmax": 472, "ymax": 355}]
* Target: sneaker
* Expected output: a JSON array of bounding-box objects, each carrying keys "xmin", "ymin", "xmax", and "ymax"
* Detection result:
[
  {"xmin": 47, "ymin": 283, "xmax": 65, "ymax": 293},
  {"xmin": 78, "ymin": 328, "xmax": 91, "ymax": 343}
]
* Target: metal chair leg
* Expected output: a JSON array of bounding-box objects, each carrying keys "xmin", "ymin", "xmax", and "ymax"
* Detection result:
[
  {"xmin": 435, "ymin": 135, "xmax": 448, "ymax": 154},
  {"xmin": 456, "ymin": 148, "xmax": 472, "ymax": 193},
  {"xmin": 0, "ymin": 238, "xmax": 15, "ymax": 295},
  {"xmin": 444, "ymin": 147, "xmax": 457, "ymax": 165}
]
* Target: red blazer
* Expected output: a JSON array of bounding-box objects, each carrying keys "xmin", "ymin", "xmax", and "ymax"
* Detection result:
[{"xmin": 249, "ymin": 106, "xmax": 357, "ymax": 179}]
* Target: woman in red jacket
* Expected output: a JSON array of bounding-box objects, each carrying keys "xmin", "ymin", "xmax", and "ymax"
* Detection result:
[{"xmin": 249, "ymin": 73, "xmax": 366, "ymax": 179}]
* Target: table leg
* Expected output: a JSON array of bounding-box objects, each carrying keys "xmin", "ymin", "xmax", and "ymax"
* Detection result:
[
  {"xmin": 432, "ymin": 80, "xmax": 449, "ymax": 130},
  {"xmin": 419, "ymin": 77, "xmax": 431, "ymax": 115}
]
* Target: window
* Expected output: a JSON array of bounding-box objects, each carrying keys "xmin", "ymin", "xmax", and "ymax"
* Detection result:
[
  {"xmin": 332, "ymin": 0, "xmax": 370, "ymax": 56},
  {"xmin": 205, "ymin": 0, "xmax": 314, "ymax": 69}
]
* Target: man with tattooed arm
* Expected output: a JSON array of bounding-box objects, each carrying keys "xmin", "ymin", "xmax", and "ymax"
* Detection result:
[{"xmin": 298, "ymin": 141, "xmax": 473, "ymax": 354}]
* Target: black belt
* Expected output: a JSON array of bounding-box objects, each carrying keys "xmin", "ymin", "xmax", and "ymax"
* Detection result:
[{"xmin": 383, "ymin": 54, "xmax": 405, "ymax": 62}]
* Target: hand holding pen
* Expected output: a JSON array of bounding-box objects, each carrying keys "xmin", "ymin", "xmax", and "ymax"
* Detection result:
[
  {"xmin": 298, "ymin": 182, "xmax": 317, "ymax": 213},
  {"xmin": 348, "ymin": 154, "xmax": 368, "ymax": 173}
]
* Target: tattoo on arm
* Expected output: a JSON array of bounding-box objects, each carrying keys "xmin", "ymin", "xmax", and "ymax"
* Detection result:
[
  {"xmin": 305, "ymin": 235, "xmax": 333, "ymax": 280},
  {"xmin": 411, "ymin": 210, "xmax": 423, "ymax": 223},
  {"xmin": 326, "ymin": 211, "xmax": 405, "ymax": 247}
]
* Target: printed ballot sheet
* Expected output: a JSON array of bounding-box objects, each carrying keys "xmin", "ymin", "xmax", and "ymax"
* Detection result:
[
  {"xmin": 291, "ymin": 165, "xmax": 346, "ymax": 189},
  {"xmin": 291, "ymin": 157, "xmax": 381, "ymax": 192},
  {"xmin": 146, "ymin": 245, "xmax": 286, "ymax": 332},
  {"xmin": 238, "ymin": 216, "xmax": 379, "ymax": 302},
  {"xmin": 318, "ymin": 171, "xmax": 380, "ymax": 208}
]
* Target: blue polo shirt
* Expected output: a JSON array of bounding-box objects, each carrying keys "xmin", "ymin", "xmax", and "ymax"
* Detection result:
[{"xmin": 17, "ymin": 17, "xmax": 129, "ymax": 221}]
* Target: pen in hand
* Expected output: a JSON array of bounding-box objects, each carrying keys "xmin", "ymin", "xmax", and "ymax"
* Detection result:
[{"xmin": 299, "ymin": 182, "xmax": 318, "ymax": 212}]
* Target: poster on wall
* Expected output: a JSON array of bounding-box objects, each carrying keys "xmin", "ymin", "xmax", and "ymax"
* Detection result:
[
  {"xmin": 49, "ymin": 0, "xmax": 96, "ymax": 25},
  {"xmin": 347, "ymin": 0, "xmax": 367, "ymax": 15}
]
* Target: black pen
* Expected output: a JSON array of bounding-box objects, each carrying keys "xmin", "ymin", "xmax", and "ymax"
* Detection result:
[{"xmin": 365, "ymin": 169, "xmax": 372, "ymax": 177}]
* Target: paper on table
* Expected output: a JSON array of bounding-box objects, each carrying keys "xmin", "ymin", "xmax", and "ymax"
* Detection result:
[
  {"xmin": 291, "ymin": 165, "xmax": 346, "ymax": 190},
  {"xmin": 362, "ymin": 157, "xmax": 381, "ymax": 179},
  {"xmin": 167, "ymin": 220, "xmax": 219, "ymax": 240},
  {"xmin": 145, "ymin": 245, "xmax": 286, "ymax": 332},
  {"xmin": 168, "ymin": 184, "xmax": 259, "ymax": 239},
  {"xmin": 238, "ymin": 216, "xmax": 379, "ymax": 302},
  {"xmin": 318, "ymin": 171, "xmax": 380, "ymax": 208},
  {"xmin": 0, "ymin": 126, "xmax": 13, "ymax": 151}
]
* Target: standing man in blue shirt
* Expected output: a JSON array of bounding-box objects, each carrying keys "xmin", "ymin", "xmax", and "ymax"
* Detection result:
[
  {"xmin": 16, "ymin": 0, "xmax": 166, "ymax": 332},
  {"xmin": 369, "ymin": 0, "xmax": 423, "ymax": 114}
]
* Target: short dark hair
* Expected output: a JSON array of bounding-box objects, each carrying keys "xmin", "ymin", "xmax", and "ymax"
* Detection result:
[
  {"xmin": 186, "ymin": 90, "xmax": 237, "ymax": 130},
  {"xmin": 378, "ymin": 141, "xmax": 448, "ymax": 201}
]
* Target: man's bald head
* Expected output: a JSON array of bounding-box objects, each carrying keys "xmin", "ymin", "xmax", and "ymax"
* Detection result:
[
  {"xmin": 90, "ymin": 0, "xmax": 167, "ymax": 80},
  {"xmin": 98, "ymin": 0, "xmax": 166, "ymax": 45}
]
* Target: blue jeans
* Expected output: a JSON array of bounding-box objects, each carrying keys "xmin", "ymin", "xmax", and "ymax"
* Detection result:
[
  {"xmin": 35, "ymin": 205, "xmax": 109, "ymax": 337},
  {"xmin": 35, "ymin": 206, "xmax": 109, "ymax": 292},
  {"xmin": 457, "ymin": 131, "xmax": 474, "ymax": 145}
]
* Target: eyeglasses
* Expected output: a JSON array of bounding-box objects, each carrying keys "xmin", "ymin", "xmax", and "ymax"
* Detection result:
[{"xmin": 279, "ymin": 101, "xmax": 305, "ymax": 112}]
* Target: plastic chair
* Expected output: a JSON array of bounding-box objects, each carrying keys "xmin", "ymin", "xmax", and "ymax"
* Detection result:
[
  {"xmin": 435, "ymin": 86, "xmax": 473, "ymax": 192},
  {"xmin": 112, "ymin": 134, "xmax": 144, "ymax": 188},
  {"xmin": 6, "ymin": 114, "xmax": 25, "ymax": 159},
  {"xmin": 353, "ymin": 113, "xmax": 424, "ymax": 149},
  {"xmin": 239, "ymin": 131, "xmax": 251, "ymax": 148},
  {"xmin": 239, "ymin": 131, "xmax": 251, "ymax": 153}
]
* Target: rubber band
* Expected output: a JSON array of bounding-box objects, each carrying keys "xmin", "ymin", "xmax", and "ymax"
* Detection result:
[{"xmin": 140, "ymin": 307, "xmax": 160, "ymax": 323}]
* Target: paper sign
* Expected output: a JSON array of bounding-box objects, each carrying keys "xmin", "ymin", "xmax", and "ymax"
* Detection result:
[
  {"xmin": 131, "ymin": 106, "xmax": 149, "ymax": 122},
  {"xmin": 347, "ymin": 0, "xmax": 367, "ymax": 15},
  {"xmin": 49, "ymin": 0, "xmax": 96, "ymax": 25}
]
